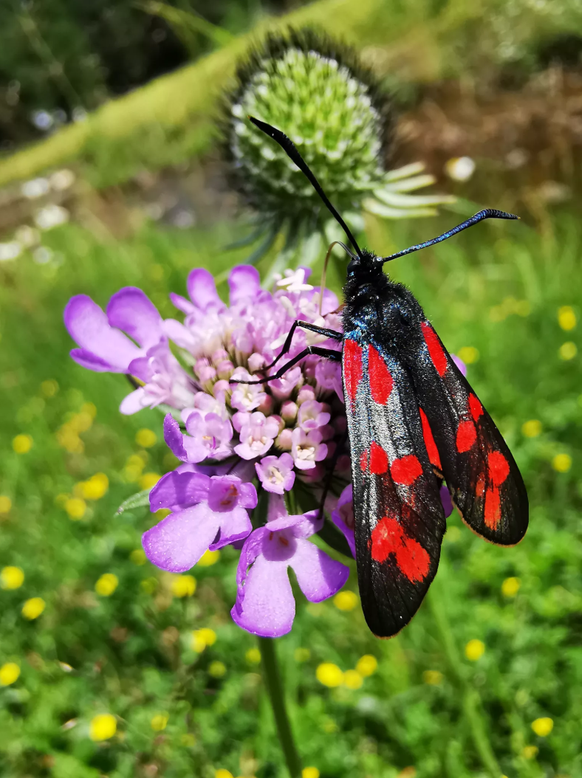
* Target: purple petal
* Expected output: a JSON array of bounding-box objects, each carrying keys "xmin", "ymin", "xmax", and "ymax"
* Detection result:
[
  {"xmin": 64, "ymin": 295, "xmax": 140, "ymax": 371},
  {"xmin": 228, "ymin": 266, "xmax": 260, "ymax": 305},
  {"xmin": 231, "ymin": 553, "xmax": 295, "ymax": 637},
  {"xmin": 119, "ymin": 387, "xmax": 147, "ymax": 415},
  {"xmin": 163, "ymin": 318, "xmax": 198, "ymax": 350},
  {"xmin": 187, "ymin": 268, "xmax": 221, "ymax": 310},
  {"xmin": 163, "ymin": 414, "xmax": 188, "ymax": 460},
  {"xmin": 106, "ymin": 288, "xmax": 163, "ymax": 349},
  {"xmin": 169, "ymin": 293, "xmax": 196, "ymax": 315},
  {"xmin": 209, "ymin": 506, "xmax": 252, "ymax": 549},
  {"xmin": 440, "ymin": 484, "xmax": 453, "ymax": 518},
  {"xmin": 452, "ymin": 354, "xmax": 467, "ymax": 377},
  {"xmin": 290, "ymin": 539, "xmax": 350, "ymax": 602},
  {"xmin": 149, "ymin": 471, "xmax": 210, "ymax": 511},
  {"xmin": 69, "ymin": 348, "xmax": 119, "ymax": 372},
  {"xmin": 142, "ymin": 504, "xmax": 219, "ymax": 572}
]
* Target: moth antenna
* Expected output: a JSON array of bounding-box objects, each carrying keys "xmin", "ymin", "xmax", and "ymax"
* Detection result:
[
  {"xmin": 319, "ymin": 240, "xmax": 355, "ymax": 316},
  {"xmin": 381, "ymin": 209, "xmax": 519, "ymax": 264},
  {"xmin": 249, "ymin": 116, "xmax": 362, "ymax": 258}
]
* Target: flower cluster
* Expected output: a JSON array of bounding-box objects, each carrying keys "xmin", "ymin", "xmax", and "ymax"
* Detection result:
[{"xmin": 65, "ymin": 265, "xmax": 355, "ymax": 637}]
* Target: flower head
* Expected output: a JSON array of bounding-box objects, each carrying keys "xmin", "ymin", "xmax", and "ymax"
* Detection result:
[
  {"xmin": 223, "ymin": 29, "xmax": 454, "ymax": 271},
  {"xmin": 65, "ymin": 260, "xmax": 462, "ymax": 638}
]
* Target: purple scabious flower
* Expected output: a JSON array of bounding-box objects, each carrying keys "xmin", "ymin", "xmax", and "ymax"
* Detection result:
[{"xmin": 65, "ymin": 263, "xmax": 459, "ymax": 637}]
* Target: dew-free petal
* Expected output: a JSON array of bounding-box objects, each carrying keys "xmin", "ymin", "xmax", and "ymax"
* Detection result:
[{"xmin": 142, "ymin": 504, "xmax": 218, "ymax": 572}]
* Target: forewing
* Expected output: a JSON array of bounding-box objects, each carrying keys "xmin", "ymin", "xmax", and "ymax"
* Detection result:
[
  {"xmin": 409, "ymin": 321, "xmax": 528, "ymax": 545},
  {"xmin": 343, "ymin": 337, "xmax": 446, "ymax": 638}
]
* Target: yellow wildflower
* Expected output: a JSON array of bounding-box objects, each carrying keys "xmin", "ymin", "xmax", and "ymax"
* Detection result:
[
  {"xmin": 130, "ymin": 549, "xmax": 146, "ymax": 565},
  {"xmin": 136, "ymin": 428, "xmax": 157, "ymax": 448},
  {"xmin": 80, "ymin": 473, "xmax": 109, "ymax": 500},
  {"xmin": 246, "ymin": 648, "xmax": 261, "ymax": 664},
  {"xmin": 0, "ymin": 662, "xmax": 20, "ymax": 685},
  {"xmin": 423, "ymin": 670, "xmax": 443, "ymax": 685},
  {"xmin": 356, "ymin": 655, "xmax": 378, "ymax": 677},
  {"xmin": 501, "ymin": 577, "xmax": 521, "ymax": 597},
  {"xmin": 139, "ymin": 472, "xmax": 161, "ymax": 491},
  {"xmin": 22, "ymin": 597, "xmax": 45, "ymax": 620},
  {"xmin": 151, "ymin": 713, "xmax": 169, "ymax": 731},
  {"xmin": 457, "ymin": 346, "xmax": 479, "ymax": 365},
  {"xmin": 343, "ymin": 670, "xmax": 363, "ymax": 689},
  {"xmin": 0, "ymin": 496, "xmax": 12, "ymax": 514},
  {"xmin": 208, "ymin": 661, "xmax": 226, "ymax": 678},
  {"xmin": 1, "ymin": 566, "xmax": 24, "ymax": 589},
  {"xmin": 294, "ymin": 648, "xmax": 310, "ymax": 662},
  {"xmin": 558, "ymin": 306, "xmax": 576, "ymax": 331},
  {"xmin": 65, "ymin": 497, "xmax": 86, "ymax": 520},
  {"xmin": 531, "ymin": 717, "xmax": 553, "ymax": 737},
  {"xmin": 559, "ymin": 342, "xmax": 577, "ymax": 360},
  {"xmin": 316, "ymin": 663, "xmax": 343, "ymax": 688},
  {"xmin": 171, "ymin": 575, "xmax": 196, "ymax": 597},
  {"xmin": 522, "ymin": 420, "xmax": 542, "ymax": 438},
  {"xmin": 191, "ymin": 628, "xmax": 217, "ymax": 653},
  {"xmin": 522, "ymin": 745, "xmax": 538, "ymax": 759},
  {"xmin": 552, "ymin": 453, "xmax": 572, "ymax": 473},
  {"xmin": 333, "ymin": 590, "xmax": 358, "ymax": 611},
  {"xmin": 95, "ymin": 573, "xmax": 118, "ymax": 597},
  {"xmin": 89, "ymin": 713, "xmax": 117, "ymax": 741},
  {"xmin": 465, "ymin": 639, "xmax": 485, "ymax": 661},
  {"xmin": 215, "ymin": 771, "xmax": 234, "ymax": 778},
  {"xmin": 197, "ymin": 549, "xmax": 220, "ymax": 567},
  {"xmin": 302, "ymin": 769, "xmax": 320, "ymax": 778},
  {"xmin": 13, "ymin": 434, "xmax": 33, "ymax": 454}
]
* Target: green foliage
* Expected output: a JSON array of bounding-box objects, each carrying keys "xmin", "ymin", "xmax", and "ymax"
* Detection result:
[{"xmin": 0, "ymin": 202, "xmax": 581, "ymax": 776}]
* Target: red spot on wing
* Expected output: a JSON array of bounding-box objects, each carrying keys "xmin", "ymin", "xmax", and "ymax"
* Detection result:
[
  {"xmin": 484, "ymin": 487, "xmax": 501, "ymax": 529},
  {"xmin": 369, "ymin": 442, "xmax": 388, "ymax": 474},
  {"xmin": 456, "ymin": 420, "xmax": 477, "ymax": 453},
  {"xmin": 420, "ymin": 408, "xmax": 442, "ymax": 471},
  {"xmin": 368, "ymin": 344, "xmax": 393, "ymax": 404},
  {"xmin": 469, "ymin": 394, "xmax": 483, "ymax": 422},
  {"xmin": 421, "ymin": 322, "xmax": 447, "ymax": 377},
  {"xmin": 391, "ymin": 455, "xmax": 423, "ymax": 485},
  {"xmin": 343, "ymin": 339, "xmax": 363, "ymax": 408},
  {"xmin": 359, "ymin": 449, "xmax": 368, "ymax": 473},
  {"xmin": 370, "ymin": 515, "xmax": 430, "ymax": 582},
  {"xmin": 488, "ymin": 451, "xmax": 510, "ymax": 486}
]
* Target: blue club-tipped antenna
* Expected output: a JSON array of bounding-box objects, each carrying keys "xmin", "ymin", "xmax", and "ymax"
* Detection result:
[{"xmin": 381, "ymin": 209, "xmax": 519, "ymax": 264}]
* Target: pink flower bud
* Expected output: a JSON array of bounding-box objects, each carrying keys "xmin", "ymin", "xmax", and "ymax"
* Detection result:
[
  {"xmin": 296, "ymin": 385, "xmax": 316, "ymax": 405},
  {"xmin": 281, "ymin": 401, "xmax": 298, "ymax": 423},
  {"xmin": 248, "ymin": 352, "xmax": 266, "ymax": 373},
  {"xmin": 276, "ymin": 428, "xmax": 293, "ymax": 450}
]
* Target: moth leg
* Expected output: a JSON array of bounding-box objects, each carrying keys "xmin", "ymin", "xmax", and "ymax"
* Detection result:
[
  {"xmin": 262, "ymin": 319, "xmax": 342, "ymax": 373},
  {"xmin": 231, "ymin": 346, "xmax": 341, "ymax": 386}
]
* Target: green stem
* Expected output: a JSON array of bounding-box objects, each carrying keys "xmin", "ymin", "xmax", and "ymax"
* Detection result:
[
  {"xmin": 258, "ymin": 637, "xmax": 302, "ymax": 778},
  {"xmin": 428, "ymin": 588, "xmax": 501, "ymax": 777}
]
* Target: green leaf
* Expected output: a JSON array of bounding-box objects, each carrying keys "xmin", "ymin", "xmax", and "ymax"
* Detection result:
[{"xmin": 116, "ymin": 489, "xmax": 151, "ymax": 515}]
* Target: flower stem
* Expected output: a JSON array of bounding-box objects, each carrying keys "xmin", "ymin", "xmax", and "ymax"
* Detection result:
[{"xmin": 258, "ymin": 637, "xmax": 302, "ymax": 777}]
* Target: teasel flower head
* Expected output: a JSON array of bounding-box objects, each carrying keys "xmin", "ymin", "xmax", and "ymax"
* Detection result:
[{"xmin": 223, "ymin": 28, "xmax": 454, "ymax": 272}]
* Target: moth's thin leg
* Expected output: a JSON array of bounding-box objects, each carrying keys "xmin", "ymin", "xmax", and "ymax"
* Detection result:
[
  {"xmin": 263, "ymin": 320, "xmax": 342, "ymax": 373},
  {"xmin": 231, "ymin": 346, "xmax": 341, "ymax": 386}
]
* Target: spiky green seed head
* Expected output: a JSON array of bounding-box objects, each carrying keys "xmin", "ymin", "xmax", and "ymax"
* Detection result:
[{"xmin": 224, "ymin": 29, "xmax": 392, "ymax": 222}]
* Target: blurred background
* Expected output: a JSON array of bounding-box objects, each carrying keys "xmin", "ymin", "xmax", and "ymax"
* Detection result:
[{"xmin": 1, "ymin": 0, "xmax": 582, "ymax": 776}]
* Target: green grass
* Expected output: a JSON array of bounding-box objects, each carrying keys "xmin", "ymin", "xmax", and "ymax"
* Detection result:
[{"xmin": 0, "ymin": 204, "xmax": 581, "ymax": 777}]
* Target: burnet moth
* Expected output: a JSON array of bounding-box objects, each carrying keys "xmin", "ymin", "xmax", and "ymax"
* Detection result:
[{"xmin": 234, "ymin": 116, "xmax": 529, "ymax": 638}]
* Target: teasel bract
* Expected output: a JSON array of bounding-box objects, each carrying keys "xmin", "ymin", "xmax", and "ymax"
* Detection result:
[{"xmin": 222, "ymin": 29, "xmax": 454, "ymax": 277}]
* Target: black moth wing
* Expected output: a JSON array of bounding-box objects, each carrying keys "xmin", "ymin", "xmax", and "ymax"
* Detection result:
[
  {"xmin": 408, "ymin": 319, "xmax": 528, "ymax": 545},
  {"xmin": 342, "ymin": 333, "xmax": 446, "ymax": 638}
]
